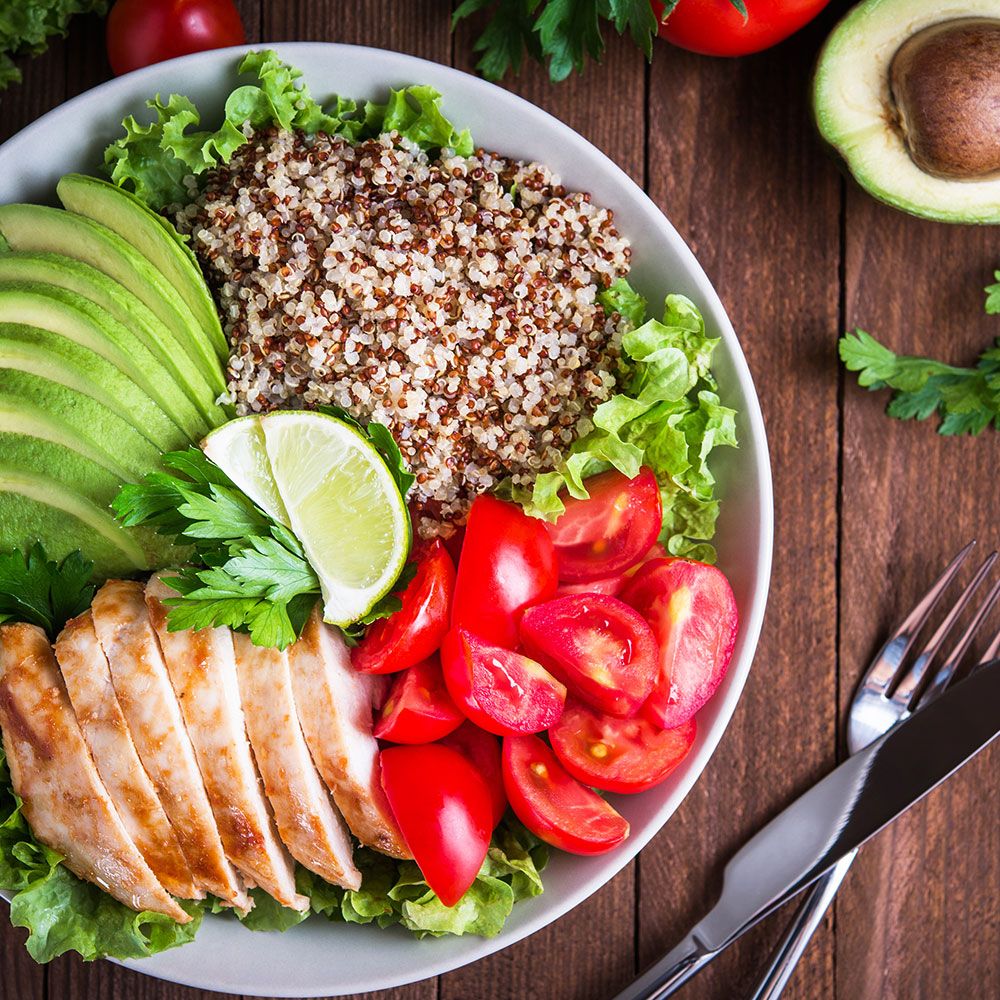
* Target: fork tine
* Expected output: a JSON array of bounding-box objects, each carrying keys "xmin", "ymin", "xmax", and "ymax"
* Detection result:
[
  {"xmin": 980, "ymin": 625, "xmax": 1000, "ymax": 666},
  {"xmin": 862, "ymin": 540, "xmax": 976, "ymax": 697},
  {"xmin": 916, "ymin": 573, "xmax": 1000, "ymax": 709},
  {"xmin": 891, "ymin": 551, "xmax": 998, "ymax": 707}
]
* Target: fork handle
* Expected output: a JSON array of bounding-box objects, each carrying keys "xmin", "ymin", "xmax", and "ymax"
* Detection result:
[{"xmin": 747, "ymin": 850, "xmax": 858, "ymax": 1000}]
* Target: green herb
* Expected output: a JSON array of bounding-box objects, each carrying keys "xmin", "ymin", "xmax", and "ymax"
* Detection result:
[
  {"xmin": 508, "ymin": 284, "xmax": 736, "ymax": 563},
  {"xmin": 0, "ymin": 1, "xmax": 107, "ymax": 93},
  {"xmin": 0, "ymin": 543, "xmax": 94, "ymax": 638},
  {"xmin": 105, "ymin": 50, "xmax": 474, "ymax": 211},
  {"xmin": 839, "ymin": 330, "xmax": 1000, "ymax": 435},
  {"xmin": 985, "ymin": 271, "xmax": 1000, "ymax": 315}
]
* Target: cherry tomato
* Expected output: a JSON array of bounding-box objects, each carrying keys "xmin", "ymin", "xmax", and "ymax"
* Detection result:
[
  {"xmin": 502, "ymin": 735, "xmax": 629, "ymax": 855},
  {"xmin": 439, "ymin": 722, "xmax": 506, "ymax": 828},
  {"xmin": 624, "ymin": 542, "xmax": 668, "ymax": 578},
  {"xmin": 620, "ymin": 558, "xmax": 738, "ymax": 729},
  {"xmin": 546, "ymin": 467, "xmax": 662, "ymax": 584},
  {"xmin": 380, "ymin": 744, "xmax": 492, "ymax": 906},
  {"xmin": 556, "ymin": 575, "xmax": 625, "ymax": 599},
  {"xmin": 550, "ymin": 700, "xmax": 697, "ymax": 793},
  {"xmin": 656, "ymin": 0, "xmax": 830, "ymax": 58},
  {"xmin": 373, "ymin": 657, "xmax": 464, "ymax": 744},
  {"xmin": 519, "ymin": 594, "xmax": 658, "ymax": 717},
  {"xmin": 352, "ymin": 539, "xmax": 455, "ymax": 674},
  {"xmin": 106, "ymin": 0, "xmax": 246, "ymax": 76},
  {"xmin": 441, "ymin": 627, "xmax": 566, "ymax": 736},
  {"xmin": 451, "ymin": 495, "xmax": 558, "ymax": 647}
]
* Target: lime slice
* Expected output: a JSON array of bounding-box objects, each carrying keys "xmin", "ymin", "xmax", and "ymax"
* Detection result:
[
  {"xmin": 260, "ymin": 410, "xmax": 410, "ymax": 626},
  {"xmin": 201, "ymin": 416, "xmax": 291, "ymax": 526}
]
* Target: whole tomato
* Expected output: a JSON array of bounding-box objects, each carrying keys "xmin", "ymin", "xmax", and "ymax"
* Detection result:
[
  {"xmin": 107, "ymin": 0, "xmax": 246, "ymax": 76},
  {"xmin": 656, "ymin": 0, "xmax": 830, "ymax": 57}
]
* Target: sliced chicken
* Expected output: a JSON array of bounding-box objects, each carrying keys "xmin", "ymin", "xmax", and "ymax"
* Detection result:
[
  {"xmin": 287, "ymin": 608, "xmax": 410, "ymax": 859},
  {"xmin": 91, "ymin": 579, "xmax": 250, "ymax": 910},
  {"xmin": 145, "ymin": 574, "xmax": 307, "ymax": 911},
  {"xmin": 54, "ymin": 611, "xmax": 201, "ymax": 901},
  {"xmin": 232, "ymin": 631, "xmax": 362, "ymax": 890},
  {"xmin": 0, "ymin": 623, "xmax": 188, "ymax": 922}
]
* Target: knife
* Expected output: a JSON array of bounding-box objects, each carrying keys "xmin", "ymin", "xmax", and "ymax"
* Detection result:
[{"xmin": 612, "ymin": 660, "xmax": 1000, "ymax": 1000}]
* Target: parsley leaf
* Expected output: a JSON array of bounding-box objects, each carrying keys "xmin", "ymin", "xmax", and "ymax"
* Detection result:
[
  {"xmin": 0, "ymin": 544, "xmax": 95, "ymax": 638},
  {"xmin": 985, "ymin": 270, "xmax": 1000, "ymax": 315}
]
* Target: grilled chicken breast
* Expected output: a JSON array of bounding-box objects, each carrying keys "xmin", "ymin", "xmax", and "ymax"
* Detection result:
[
  {"xmin": 232, "ymin": 632, "xmax": 362, "ymax": 890},
  {"xmin": 0, "ymin": 623, "xmax": 188, "ymax": 922},
  {"xmin": 146, "ymin": 574, "xmax": 307, "ymax": 911},
  {"xmin": 91, "ymin": 579, "xmax": 250, "ymax": 910},
  {"xmin": 55, "ymin": 611, "xmax": 200, "ymax": 901},
  {"xmin": 287, "ymin": 609, "xmax": 410, "ymax": 859}
]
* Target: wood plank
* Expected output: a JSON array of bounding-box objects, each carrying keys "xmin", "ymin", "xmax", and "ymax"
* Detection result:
[
  {"xmin": 837, "ymin": 186, "xmax": 1000, "ymax": 1000},
  {"xmin": 638, "ymin": 24, "xmax": 842, "ymax": 1000}
]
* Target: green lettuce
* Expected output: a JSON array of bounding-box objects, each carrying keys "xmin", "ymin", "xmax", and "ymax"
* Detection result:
[
  {"xmin": 513, "ymin": 284, "xmax": 737, "ymax": 563},
  {"xmin": 105, "ymin": 50, "xmax": 474, "ymax": 211}
]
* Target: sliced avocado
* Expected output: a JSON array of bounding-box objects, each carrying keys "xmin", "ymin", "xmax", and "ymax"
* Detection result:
[
  {"xmin": 0, "ymin": 284, "xmax": 207, "ymax": 441},
  {"xmin": 814, "ymin": 0, "xmax": 1000, "ymax": 224},
  {"xmin": 0, "ymin": 251, "xmax": 229, "ymax": 421},
  {"xmin": 57, "ymin": 174, "xmax": 228, "ymax": 360},
  {"xmin": 0, "ymin": 204, "xmax": 226, "ymax": 382}
]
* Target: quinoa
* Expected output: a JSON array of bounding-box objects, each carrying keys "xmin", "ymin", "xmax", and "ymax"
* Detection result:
[{"xmin": 179, "ymin": 127, "xmax": 632, "ymax": 535}]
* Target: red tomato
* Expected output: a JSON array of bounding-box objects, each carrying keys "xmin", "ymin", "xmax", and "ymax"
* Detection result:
[
  {"xmin": 502, "ymin": 735, "xmax": 629, "ymax": 855},
  {"xmin": 550, "ymin": 700, "xmax": 697, "ymax": 793},
  {"xmin": 624, "ymin": 542, "xmax": 668, "ymax": 578},
  {"xmin": 373, "ymin": 658, "xmax": 464, "ymax": 744},
  {"xmin": 519, "ymin": 594, "xmax": 658, "ymax": 717},
  {"xmin": 441, "ymin": 628, "xmax": 566, "ymax": 736},
  {"xmin": 380, "ymin": 744, "xmax": 492, "ymax": 906},
  {"xmin": 620, "ymin": 558, "xmax": 738, "ymax": 729},
  {"xmin": 451, "ymin": 495, "xmax": 558, "ymax": 647},
  {"xmin": 656, "ymin": 0, "xmax": 830, "ymax": 57},
  {"xmin": 546, "ymin": 467, "xmax": 662, "ymax": 584},
  {"xmin": 439, "ymin": 722, "xmax": 506, "ymax": 828},
  {"xmin": 106, "ymin": 0, "xmax": 246, "ymax": 76},
  {"xmin": 352, "ymin": 539, "xmax": 455, "ymax": 674},
  {"xmin": 556, "ymin": 575, "xmax": 625, "ymax": 599}
]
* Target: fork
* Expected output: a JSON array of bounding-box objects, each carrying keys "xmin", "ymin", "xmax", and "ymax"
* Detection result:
[{"xmin": 746, "ymin": 541, "xmax": 1000, "ymax": 1000}]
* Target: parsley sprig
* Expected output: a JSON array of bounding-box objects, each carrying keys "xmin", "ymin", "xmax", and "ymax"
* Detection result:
[{"xmin": 0, "ymin": 544, "xmax": 95, "ymax": 638}]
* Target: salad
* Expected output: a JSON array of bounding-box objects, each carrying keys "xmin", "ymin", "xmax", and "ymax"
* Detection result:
[{"xmin": 0, "ymin": 51, "xmax": 739, "ymax": 966}]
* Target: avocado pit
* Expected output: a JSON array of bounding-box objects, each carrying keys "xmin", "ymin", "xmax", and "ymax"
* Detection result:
[{"xmin": 890, "ymin": 18, "xmax": 1000, "ymax": 180}]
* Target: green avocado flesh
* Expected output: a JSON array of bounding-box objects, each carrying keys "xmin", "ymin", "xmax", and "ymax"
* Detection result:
[
  {"xmin": 0, "ymin": 252, "xmax": 228, "ymax": 423},
  {"xmin": 0, "ymin": 203, "xmax": 226, "ymax": 384},
  {"xmin": 0, "ymin": 283, "xmax": 207, "ymax": 441},
  {"xmin": 57, "ymin": 173, "xmax": 228, "ymax": 361}
]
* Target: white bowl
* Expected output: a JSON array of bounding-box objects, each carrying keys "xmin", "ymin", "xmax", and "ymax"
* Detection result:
[{"xmin": 0, "ymin": 42, "xmax": 773, "ymax": 998}]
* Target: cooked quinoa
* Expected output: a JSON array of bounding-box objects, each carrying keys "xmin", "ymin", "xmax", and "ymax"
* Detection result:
[{"xmin": 179, "ymin": 127, "xmax": 632, "ymax": 534}]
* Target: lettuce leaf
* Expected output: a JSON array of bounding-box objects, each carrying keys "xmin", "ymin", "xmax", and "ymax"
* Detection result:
[
  {"xmin": 105, "ymin": 50, "xmax": 473, "ymax": 211},
  {"xmin": 511, "ymin": 285, "xmax": 737, "ymax": 563}
]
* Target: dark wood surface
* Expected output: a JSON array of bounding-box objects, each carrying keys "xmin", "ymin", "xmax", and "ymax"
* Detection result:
[{"xmin": 2, "ymin": 2, "xmax": 998, "ymax": 998}]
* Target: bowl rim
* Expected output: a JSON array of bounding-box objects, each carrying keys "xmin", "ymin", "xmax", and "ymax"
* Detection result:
[{"xmin": 0, "ymin": 40, "xmax": 774, "ymax": 997}]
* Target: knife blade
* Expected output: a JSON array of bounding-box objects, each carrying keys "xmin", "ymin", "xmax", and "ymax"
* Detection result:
[{"xmin": 613, "ymin": 660, "xmax": 1000, "ymax": 1000}]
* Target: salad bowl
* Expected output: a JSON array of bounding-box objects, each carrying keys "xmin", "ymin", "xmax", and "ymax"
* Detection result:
[{"xmin": 0, "ymin": 42, "xmax": 773, "ymax": 998}]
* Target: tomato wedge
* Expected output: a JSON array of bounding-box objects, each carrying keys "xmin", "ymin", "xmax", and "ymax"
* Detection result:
[
  {"xmin": 352, "ymin": 539, "xmax": 455, "ymax": 674},
  {"xmin": 380, "ymin": 744, "xmax": 492, "ymax": 906},
  {"xmin": 441, "ymin": 628, "xmax": 566, "ymax": 736},
  {"xmin": 373, "ymin": 657, "xmax": 464, "ymax": 744},
  {"xmin": 519, "ymin": 594, "xmax": 657, "ymax": 717},
  {"xmin": 550, "ymin": 701, "xmax": 697, "ymax": 793},
  {"xmin": 546, "ymin": 467, "xmax": 662, "ymax": 583},
  {"xmin": 556, "ymin": 574, "xmax": 625, "ymax": 599},
  {"xmin": 451, "ymin": 495, "xmax": 557, "ymax": 647},
  {"xmin": 502, "ymin": 735, "xmax": 629, "ymax": 855},
  {"xmin": 439, "ymin": 721, "xmax": 506, "ymax": 828},
  {"xmin": 620, "ymin": 558, "xmax": 738, "ymax": 729}
]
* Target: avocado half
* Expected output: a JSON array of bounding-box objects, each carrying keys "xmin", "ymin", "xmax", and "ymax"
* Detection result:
[{"xmin": 814, "ymin": 0, "xmax": 1000, "ymax": 224}]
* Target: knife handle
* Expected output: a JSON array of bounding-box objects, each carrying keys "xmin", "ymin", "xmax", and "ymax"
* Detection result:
[
  {"xmin": 611, "ymin": 931, "xmax": 717, "ymax": 1000},
  {"xmin": 748, "ymin": 850, "xmax": 858, "ymax": 1000}
]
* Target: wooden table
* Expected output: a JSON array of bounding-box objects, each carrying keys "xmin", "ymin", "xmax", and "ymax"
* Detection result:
[{"xmin": 2, "ymin": 2, "xmax": 998, "ymax": 998}]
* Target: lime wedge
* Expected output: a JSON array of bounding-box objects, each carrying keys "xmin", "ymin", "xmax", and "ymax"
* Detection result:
[
  {"xmin": 260, "ymin": 410, "xmax": 410, "ymax": 626},
  {"xmin": 201, "ymin": 416, "xmax": 291, "ymax": 526}
]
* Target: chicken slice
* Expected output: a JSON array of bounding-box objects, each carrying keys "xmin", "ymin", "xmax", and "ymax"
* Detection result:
[
  {"xmin": 232, "ymin": 631, "xmax": 362, "ymax": 890},
  {"xmin": 54, "ymin": 611, "xmax": 201, "ymax": 901},
  {"xmin": 0, "ymin": 623, "xmax": 188, "ymax": 922},
  {"xmin": 287, "ymin": 609, "xmax": 410, "ymax": 859},
  {"xmin": 145, "ymin": 574, "xmax": 307, "ymax": 911},
  {"xmin": 91, "ymin": 579, "xmax": 250, "ymax": 910}
]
